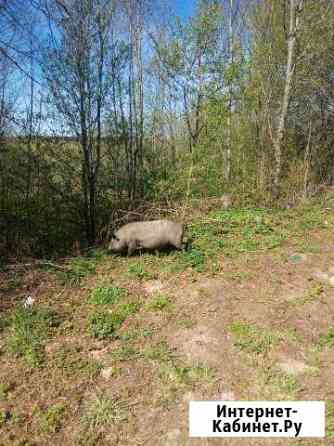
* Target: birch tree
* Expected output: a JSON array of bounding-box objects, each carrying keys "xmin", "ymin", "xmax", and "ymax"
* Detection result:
[{"xmin": 272, "ymin": 0, "xmax": 303, "ymax": 197}]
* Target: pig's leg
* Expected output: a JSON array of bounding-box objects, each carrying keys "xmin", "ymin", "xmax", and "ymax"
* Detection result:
[{"xmin": 127, "ymin": 240, "xmax": 138, "ymax": 256}]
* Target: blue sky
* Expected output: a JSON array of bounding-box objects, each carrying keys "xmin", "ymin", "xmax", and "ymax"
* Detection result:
[{"xmin": 174, "ymin": 0, "xmax": 196, "ymax": 19}]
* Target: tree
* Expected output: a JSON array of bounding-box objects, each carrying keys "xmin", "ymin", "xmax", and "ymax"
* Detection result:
[
  {"xmin": 41, "ymin": 0, "xmax": 113, "ymax": 244},
  {"xmin": 272, "ymin": 0, "xmax": 304, "ymax": 197}
]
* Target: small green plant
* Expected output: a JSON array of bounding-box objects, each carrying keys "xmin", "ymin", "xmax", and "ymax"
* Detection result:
[
  {"xmin": 318, "ymin": 327, "xmax": 334, "ymax": 349},
  {"xmin": 88, "ymin": 310, "xmax": 126, "ymax": 339},
  {"xmin": 56, "ymin": 257, "xmax": 96, "ymax": 287},
  {"xmin": 55, "ymin": 350, "xmax": 102, "ymax": 379},
  {"xmin": 178, "ymin": 247, "xmax": 205, "ymax": 271},
  {"xmin": 258, "ymin": 367, "xmax": 300, "ymax": 399},
  {"xmin": 111, "ymin": 346, "xmax": 139, "ymax": 361},
  {"xmin": 326, "ymin": 401, "xmax": 334, "ymax": 438},
  {"xmin": 118, "ymin": 302, "xmax": 141, "ymax": 317},
  {"xmin": 7, "ymin": 305, "xmax": 61, "ymax": 367},
  {"xmin": 82, "ymin": 394, "xmax": 127, "ymax": 429},
  {"xmin": 159, "ymin": 364, "xmax": 215, "ymax": 386},
  {"xmin": 88, "ymin": 286, "xmax": 126, "ymax": 305},
  {"xmin": 127, "ymin": 262, "xmax": 155, "ymax": 280},
  {"xmin": 142, "ymin": 341, "xmax": 176, "ymax": 362},
  {"xmin": 145, "ymin": 294, "xmax": 172, "ymax": 312},
  {"xmin": 176, "ymin": 318, "xmax": 195, "ymax": 329},
  {"xmin": 0, "ymin": 382, "xmax": 13, "ymax": 399},
  {"xmin": 38, "ymin": 403, "xmax": 65, "ymax": 434},
  {"xmin": 228, "ymin": 322, "xmax": 283, "ymax": 355}
]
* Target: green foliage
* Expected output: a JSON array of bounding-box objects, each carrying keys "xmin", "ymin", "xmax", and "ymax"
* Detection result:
[
  {"xmin": 318, "ymin": 327, "xmax": 334, "ymax": 349},
  {"xmin": 88, "ymin": 311, "xmax": 126, "ymax": 339},
  {"xmin": 142, "ymin": 341, "xmax": 176, "ymax": 362},
  {"xmin": 82, "ymin": 394, "xmax": 127, "ymax": 428},
  {"xmin": 110, "ymin": 346, "xmax": 140, "ymax": 361},
  {"xmin": 56, "ymin": 258, "xmax": 97, "ymax": 287},
  {"xmin": 145, "ymin": 294, "xmax": 172, "ymax": 312},
  {"xmin": 6, "ymin": 305, "xmax": 61, "ymax": 367},
  {"xmin": 228, "ymin": 322, "xmax": 283, "ymax": 355},
  {"xmin": 38, "ymin": 403, "xmax": 65, "ymax": 434},
  {"xmin": 127, "ymin": 262, "xmax": 155, "ymax": 280},
  {"xmin": 159, "ymin": 364, "xmax": 215, "ymax": 386},
  {"xmin": 88, "ymin": 286, "xmax": 126, "ymax": 305}
]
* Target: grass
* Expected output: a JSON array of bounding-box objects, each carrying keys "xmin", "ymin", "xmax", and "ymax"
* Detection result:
[
  {"xmin": 37, "ymin": 403, "xmax": 66, "ymax": 434},
  {"xmin": 145, "ymin": 294, "xmax": 173, "ymax": 312},
  {"xmin": 228, "ymin": 322, "xmax": 285, "ymax": 355},
  {"xmin": 318, "ymin": 326, "xmax": 334, "ymax": 349},
  {"xmin": 55, "ymin": 349, "xmax": 102, "ymax": 379},
  {"xmin": 258, "ymin": 366, "xmax": 301, "ymax": 399},
  {"xmin": 110, "ymin": 346, "xmax": 140, "ymax": 361},
  {"xmin": 88, "ymin": 285, "xmax": 126, "ymax": 305},
  {"xmin": 326, "ymin": 401, "xmax": 334, "ymax": 438},
  {"xmin": 159, "ymin": 364, "xmax": 215, "ymax": 387},
  {"xmin": 142, "ymin": 341, "xmax": 176, "ymax": 362},
  {"xmin": 88, "ymin": 302, "xmax": 140, "ymax": 339},
  {"xmin": 127, "ymin": 262, "xmax": 156, "ymax": 280},
  {"xmin": 289, "ymin": 284, "xmax": 325, "ymax": 306},
  {"xmin": 55, "ymin": 257, "xmax": 97, "ymax": 287},
  {"xmin": 6, "ymin": 305, "xmax": 61, "ymax": 367},
  {"xmin": 88, "ymin": 311, "xmax": 126, "ymax": 339},
  {"xmin": 82, "ymin": 394, "xmax": 128, "ymax": 429}
]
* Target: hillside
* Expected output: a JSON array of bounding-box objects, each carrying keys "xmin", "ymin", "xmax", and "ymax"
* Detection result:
[{"xmin": 1, "ymin": 201, "xmax": 334, "ymax": 445}]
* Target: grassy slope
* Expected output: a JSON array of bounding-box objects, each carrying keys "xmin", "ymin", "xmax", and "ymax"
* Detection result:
[{"xmin": 1, "ymin": 200, "xmax": 334, "ymax": 445}]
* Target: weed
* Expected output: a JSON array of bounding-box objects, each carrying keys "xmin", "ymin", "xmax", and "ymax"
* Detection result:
[
  {"xmin": 176, "ymin": 318, "xmax": 195, "ymax": 329},
  {"xmin": 127, "ymin": 263, "xmax": 155, "ymax": 280},
  {"xmin": 88, "ymin": 286, "xmax": 126, "ymax": 305},
  {"xmin": 0, "ymin": 382, "xmax": 14, "ymax": 399},
  {"xmin": 142, "ymin": 341, "xmax": 176, "ymax": 362},
  {"xmin": 56, "ymin": 257, "xmax": 96, "ymax": 287},
  {"xmin": 159, "ymin": 364, "xmax": 215, "ymax": 386},
  {"xmin": 290, "ymin": 285, "xmax": 325, "ymax": 306},
  {"xmin": 111, "ymin": 346, "xmax": 139, "ymax": 361},
  {"xmin": 318, "ymin": 327, "xmax": 334, "ymax": 349},
  {"xmin": 55, "ymin": 350, "xmax": 102, "ymax": 379},
  {"xmin": 118, "ymin": 302, "xmax": 141, "ymax": 317},
  {"xmin": 326, "ymin": 401, "xmax": 334, "ymax": 438},
  {"xmin": 228, "ymin": 322, "xmax": 283, "ymax": 355},
  {"xmin": 6, "ymin": 305, "xmax": 61, "ymax": 367},
  {"xmin": 82, "ymin": 394, "xmax": 127, "ymax": 429},
  {"xmin": 88, "ymin": 310, "xmax": 126, "ymax": 339},
  {"xmin": 38, "ymin": 403, "xmax": 65, "ymax": 434},
  {"xmin": 258, "ymin": 367, "xmax": 300, "ymax": 399},
  {"xmin": 145, "ymin": 294, "xmax": 172, "ymax": 312}
]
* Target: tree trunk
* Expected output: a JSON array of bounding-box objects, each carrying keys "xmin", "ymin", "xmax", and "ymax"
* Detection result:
[{"xmin": 272, "ymin": 0, "xmax": 303, "ymax": 198}]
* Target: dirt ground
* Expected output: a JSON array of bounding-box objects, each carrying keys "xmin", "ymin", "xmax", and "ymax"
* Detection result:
[{"xmin": 1, "ymin": 204, "xmax": 334, "ymax": 445}]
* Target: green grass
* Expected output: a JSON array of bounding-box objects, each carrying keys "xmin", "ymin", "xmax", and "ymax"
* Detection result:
[
  {"xmin": 0, "ymin": 382, "xmax": 12, "ymax": 400},
  {"xmin": 82, "ymin": 394, "xmax": 127, "ymax": 429},
  {"xmin": 56, "ymin": 257, "xmax": 97, "ymax": 286},
  {"xmin": 88, "ymin": 286, "xmax": 126, "ymax": 305},
  {"xmin": 55, "ymin": 349, "xmax": 102, "ymax": 379},
  {"xmin": 326, "ymin": 401, "xmax": 334, "ymax": 438},
  {"xmin": 110, "ymin": 346, "xmax": 140, "ymax": 361},
  {"xmin": 127, "ymin": 262, "xmax": 156, "ymax": 280},
  {"xmin": 88, "ymin": 311, "xmax": 126, "ymax": 339},
  {"xmin": 145, "ymin": 294, "xmax": 173, "ymax": 312},
  {"xmin": 6, "ymin": 305, "xmax": 61, "ymax": 367},
  {"xmin": 228, "ymin": 322, "xmax": 284, "ymax": 355},
  {"xmin": 88, "ymin": 298, "xmax": 140, "ymax": 339},
  {"xmin": 142, "ymin": 341, "xmax": 176, "ymax": 362},
  {"xmin": 258, "ymin": 367, "xmax": 301, "ymax": 399},
  {"xmin": 37, "ymin": 403, "xmax": 65, "ymax": 434},
  {"xmin": 159, "ymin": 364, "xmax": 215, "ymax": 387},
  {"xmin": 318, "ymin": 327, "xmax": 334, "ymax": 349}
]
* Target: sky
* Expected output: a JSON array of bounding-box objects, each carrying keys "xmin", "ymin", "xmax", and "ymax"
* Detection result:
[{"xmin": 174, "ymin": 0, "xmax": 196, "ymax": 20}]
